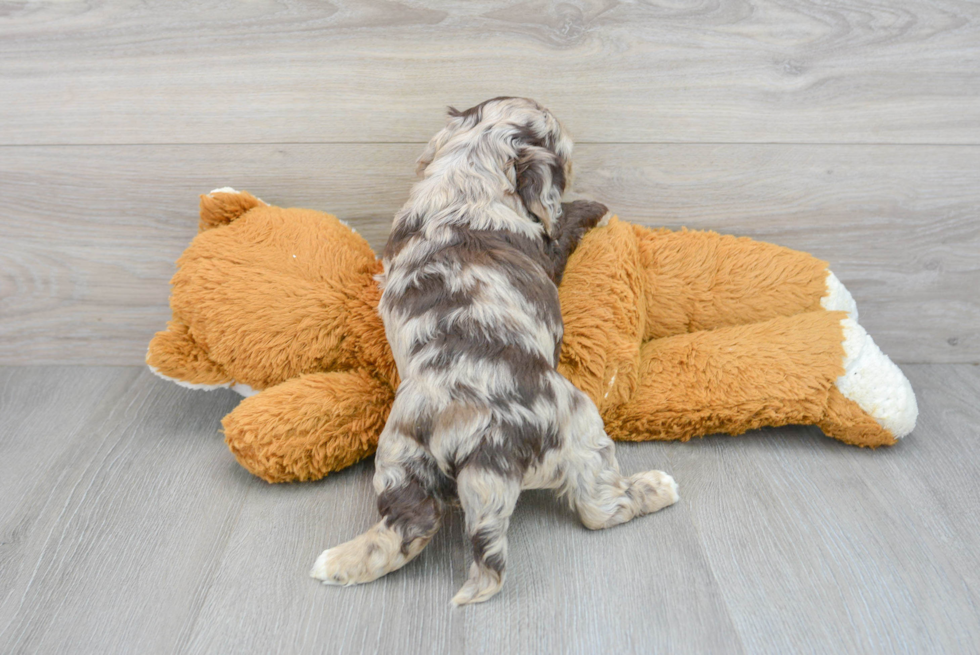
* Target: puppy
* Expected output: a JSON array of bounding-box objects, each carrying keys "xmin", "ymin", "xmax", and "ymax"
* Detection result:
[{"xmin": 311, "ymin": 97, "xmax": 678, "ymax": 605}]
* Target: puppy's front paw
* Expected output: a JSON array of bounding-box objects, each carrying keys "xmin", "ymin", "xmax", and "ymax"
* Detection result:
[{"xmin": 560, "ymin": 199, "xmax": 610, "ymax": 231}]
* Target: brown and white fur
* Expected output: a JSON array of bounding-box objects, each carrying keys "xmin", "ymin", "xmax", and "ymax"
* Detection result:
[{"xmin": 310, "ymin": 97, "xmax": 678, "ymax": 605}]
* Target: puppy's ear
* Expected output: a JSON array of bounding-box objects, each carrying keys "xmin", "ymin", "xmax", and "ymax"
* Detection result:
[
  {"xmin": 512, "ymin": 136, "xmax": 568, "ymax": 235},
  {"xmin": 416, "ymin": 107, "xmax": 475, "ymax": 176}
]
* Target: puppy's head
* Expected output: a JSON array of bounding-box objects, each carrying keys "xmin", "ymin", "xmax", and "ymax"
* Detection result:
[{"xmin": 416, "ymin": 97, "xmax": 573, "ymax": 234}]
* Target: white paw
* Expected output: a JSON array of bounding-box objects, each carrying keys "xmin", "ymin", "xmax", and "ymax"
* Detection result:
[
  {"xmin": 821, "ymin": 270, "xmax": 858, "ymax": 321},
  {"xmin": 662, "ymin": 472, "xmax": 680, "ymax": 503},
  {"xmin": 646, "ymin": 470, "xmax": 679, "ymax": 504},
  {"xmin": 310, "ymin": 548, "xmax": 348, "ymax": 586},
  {"xmin": 597, "ymin": 211, "xmax": 612, "ymax": 227},
  {"xmin": 451, "ymin": 563, "xmax": 504, "ymax": 606},
  {"xmin": 837, "ymin": 319, "xmax": 918, "ymax": 438},
  {"xmin": 632, "ymin": 470, "xmax": 680, "ymax": 513}
]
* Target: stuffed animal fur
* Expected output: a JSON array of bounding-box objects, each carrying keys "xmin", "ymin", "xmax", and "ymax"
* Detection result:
[{"xmin": 147, "ymin": 189, "xmax": 918, "ymax": 483}]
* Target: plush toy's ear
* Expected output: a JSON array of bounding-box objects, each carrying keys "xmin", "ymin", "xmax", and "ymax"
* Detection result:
[
  {"xmin": 223, "ymin": 369, "xmax": 394, "ymax": 483},
  {"xmin": 198, "ymin": 188, "xmax": 265, "ymax": 232}
]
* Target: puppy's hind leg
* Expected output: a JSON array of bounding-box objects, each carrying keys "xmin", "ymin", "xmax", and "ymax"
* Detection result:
[
  {"xmin": 311, "ymin": 430, "xmax": 447, "ymax": 586},
  {"xmin": 558, "ymin": 387, "xmax": 679, "ymax": 530},
  {"xmin": 451, "ymin": 463, "xmax": 521, "ymax": 606}
]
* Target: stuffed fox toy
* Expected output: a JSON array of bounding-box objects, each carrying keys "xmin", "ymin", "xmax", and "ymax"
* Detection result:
[{"xmin": 147, "ymin": 189, "xmax": 917, "ymax": 483}]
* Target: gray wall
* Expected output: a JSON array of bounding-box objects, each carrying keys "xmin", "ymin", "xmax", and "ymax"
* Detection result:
[{"xmin": 2, "ymin": 1, "xmax": 977, "ymax": 364}]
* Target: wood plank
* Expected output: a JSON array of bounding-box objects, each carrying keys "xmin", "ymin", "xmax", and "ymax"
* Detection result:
[
  {"xmin": 3, "ymin": 364, "xmax": 977, "ymax": 653},
  {"xmin": 182, "ymin": 458, "xmax": 470, "ymax": 655},
  {"xmin": 183, "ymin": 441, "xmax": 742, "ymax": 655},
  {"xmin": 0, "ymin": 367, "xmax": 139, "ymax": 627},
  {"xmin": 460, "ymin": 444, "xmax": 744, "ymax": 655},
  {"xmin": 575, "ymin": 144, "xmax": 980, "ymax": 364},
  {"xmin": 0, "ymin": 367, "xmax": 742, "ymax": 653},
  {"xmin": 2, "ymin": 143, "xmax": 976, "ymax": 364},
  {"xmin": 1, "ymin": 1, "xmax": 979, "ymax": 145},
  {"xmin": 666, "ymin": 363, "xmax": 980, "ymax": 653},
  {"xmin": 0, "ymin": 367, "xmax": 130, "ymax": 508},
  {"xmin": 0, "ymin": 367, "xmax": 247, "ymax": 654}
]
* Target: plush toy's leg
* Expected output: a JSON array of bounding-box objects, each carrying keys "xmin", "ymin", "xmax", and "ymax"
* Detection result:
[
  {"xmin": 604, "ymin": 310, "xmax": 916, "ymax": 447},
  {"xmin": 223, "ymin": 369, "xmax": 394, "ymax": 482},
  {"xmin": 634, "ymin": 225, "xmax": 844, "ymax": 338},
  {"xmin": 198, "ymin": 187, "xmax": 266, "ymax": 232},
  {"xmin": 821, "ymin": 270, "xmax": 858, "ymax": 320},
  {"xmin": 615, "ymin": 224, "xmax": 917, "ymax": 445},
  {"xmin": 819, "ymin": 318, "xmax": 918, "ymax": 444}
]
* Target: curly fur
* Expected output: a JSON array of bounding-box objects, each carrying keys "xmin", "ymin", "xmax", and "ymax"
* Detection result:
[{"xmin": 310, "ymin": 98, "xmax": 678, "ymax": 605}]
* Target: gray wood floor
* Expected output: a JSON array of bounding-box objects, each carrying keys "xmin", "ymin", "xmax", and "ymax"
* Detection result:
[{"xmin": 1, "ymin": 363, "xmax": 978, "ymax": 654}]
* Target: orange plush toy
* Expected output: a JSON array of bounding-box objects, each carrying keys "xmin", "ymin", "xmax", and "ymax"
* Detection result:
[{"xmin": 147, "ymin": 189, "xmax": 917, "ymax": 483}]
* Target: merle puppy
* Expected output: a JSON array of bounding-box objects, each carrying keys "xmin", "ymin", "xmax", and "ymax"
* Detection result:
[{"xmin": 311, "ymin": 97, "xmax": 678, "ymax": 605}]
